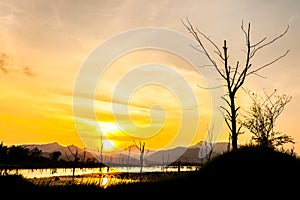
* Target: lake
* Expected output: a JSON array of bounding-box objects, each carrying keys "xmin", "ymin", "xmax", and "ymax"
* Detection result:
[
  {"xmin": 4, "ymin": 165, "xmax": 199, "ymax": 188},
  {"xmin": 7, "ymin": 165, "xmax": 199, "ymax": 179}
]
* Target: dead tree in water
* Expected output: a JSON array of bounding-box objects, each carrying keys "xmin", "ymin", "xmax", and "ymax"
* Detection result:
[
  {"xmin": 66, "ymin": 146, "xmax": 79, "ymax": 181},
  {"xmin": 98, "ymin": 135, "xmax": 104, "ymax": 172},
  {"xmin": 127, "ymin": 145, "xmax": 132, "ymax": 170},
  {"xmin": 133, "ymin": 140, "xmax": 146, "ymax": 174}
]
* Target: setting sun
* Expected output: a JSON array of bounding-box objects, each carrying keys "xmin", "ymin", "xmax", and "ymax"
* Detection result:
[
  {"xmin": 102, "ymin": 139, "xmax": 115, "ymax": 151},
  {"xmin": 98, "ymin": 122, "xmax": 121, "ymax": 136}
]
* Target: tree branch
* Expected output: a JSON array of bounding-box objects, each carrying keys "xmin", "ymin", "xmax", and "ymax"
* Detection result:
[{"xmin": 247, "ymin": 50, "xmax": 290, "ymax": 76}]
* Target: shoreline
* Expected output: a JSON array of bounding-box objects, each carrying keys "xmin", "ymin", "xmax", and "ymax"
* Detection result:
[{"xmin": 26, "ymin": 170, "xmax": 198, "ymax": 188}]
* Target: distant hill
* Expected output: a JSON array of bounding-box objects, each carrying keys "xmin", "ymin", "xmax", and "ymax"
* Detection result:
[
  {"xmin": 22, "ymin": 142, "xmax": 97, "ymax": 162},
  {"xmin": 23, "ymin": 142, "xmax": 66, "ymax": 153},
  {"xmin": 22, "ymin": 141, "xmax": 231, "ymax": 166},
  {"xmin": 146, "ymin": 141, "xmax": 230, "ymax": 165}
]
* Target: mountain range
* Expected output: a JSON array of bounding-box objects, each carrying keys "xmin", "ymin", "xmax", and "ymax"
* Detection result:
[{"xmin": 22, "ymin": 141, "xmax": 230, "ymax": 166}]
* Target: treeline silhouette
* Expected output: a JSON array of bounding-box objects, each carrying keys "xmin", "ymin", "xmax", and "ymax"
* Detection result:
[{"xmin": 0, "ymin": 142, "xmax": 105, "ymax": 174}]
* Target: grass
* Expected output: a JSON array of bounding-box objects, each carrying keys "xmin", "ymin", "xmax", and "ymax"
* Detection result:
[{"xmin": 1, "ymin": 145, "xmax": 299, "ymax": 198}]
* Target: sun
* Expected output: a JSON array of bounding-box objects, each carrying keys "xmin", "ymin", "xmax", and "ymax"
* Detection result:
[
  {"xmin": 102, "ymin": 139, "xmax": 115, "ymax": 151},
  {"xmin": 98, "ymin": 122, "xmax": 120, "ymax": 136}
]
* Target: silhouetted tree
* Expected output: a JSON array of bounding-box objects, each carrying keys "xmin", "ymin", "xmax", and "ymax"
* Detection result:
[
  {"xmin": 66, "ymin": 146, "xmax": 79, "ymax": 180},
  {"xmin": 49, "ymin": 150, "xmax": 62, "ymax": 162},
  {"xmin": 203, "ymin": 126, "xmax": 215, "ymax": 162},
  {"xmin": 98, "ymin": 135, "xmax": 104, "ymax": 172},
  {"xmin": 7, "ymin": 145, "xmax": 30, "ymax": 163},
  {"xmin": 133, "ymin": 140, "xmax": 146, "ymax": 174},
  {"xmin": 162, "ymin": 152, "xmax": 170, "ymax": 171},
  {"xmin": 242, "ymin": 89, "xmax": 294, "ymax": 149},
  {"xmin": 127, "ymin": 144, "xmax": 132, "ymax": 169},
  {"xmin": 0, "ymin": 142, "xmax": 8, "ymax": 163},
  {"xmin": 82, "ymin": 148, "xmax": 86, "ymax": 165},
  {"xmin": 29, "ymin": 147, "xmax": 42, "ymax": 159},
  {"xmin": 0, "ymin": 142, "xmax": 8, "ymax": 175},
  {"xmin": 182, "ymin": 18, "xmax": 289, "ymax": 150}
]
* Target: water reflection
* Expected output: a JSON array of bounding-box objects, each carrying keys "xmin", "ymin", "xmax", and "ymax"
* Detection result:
[
  {"xmin": 7, "ymin": 166, "xmax": 199, "ymax": 188},
  {"xmin": 101, "ymin": 176, "xmax": 108, "ymax": 188},
  {"xmin": 8, "ymin": 166, "xmax": 198, "ymax": 179},
  {"xmin": 6, "ymin": 167, "xmax": 103, "ymax": 178}
]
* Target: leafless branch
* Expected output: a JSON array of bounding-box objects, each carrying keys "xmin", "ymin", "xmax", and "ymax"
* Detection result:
[
  {"xmin": 197, "ymin": 84, "xmax": 226, "ymax": 90},
  {"xmin": 247, "ymin": 50, "xmax": 290, "ymax": 76},
  {"xmin": 181, "ymin": 18, "xmax": 227, "ymax": 80},
  {"xmin": 250, "ymin": 37, "xmax": 267, "ymax": 48},
  {"xmin": 250, "ymin": 25, "xmax": 289, "ymax": 58},
  {"xmin": 198, "ymin": 64, "xmax": 215, "ymax": 68}
]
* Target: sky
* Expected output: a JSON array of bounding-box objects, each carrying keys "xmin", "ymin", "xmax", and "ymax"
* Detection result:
[{"xmin": 0, "ymin": 0, "xmax": 300, "ymax": 154}]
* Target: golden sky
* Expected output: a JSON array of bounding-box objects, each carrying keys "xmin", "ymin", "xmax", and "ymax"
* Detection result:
[{"xmin": 0, "ymin": 0, "xmax": 300, "ymax": 154}]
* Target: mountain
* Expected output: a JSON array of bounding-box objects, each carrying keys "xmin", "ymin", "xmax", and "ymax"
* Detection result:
[
  {"xmin": 22, "ymin": 141, "xmax": 231, "ymax": 166},
  {"xmin": 22, "ymin": 142, "xmax": 97, "ymax": 162},
  {"xmin": 23, "ymin": 142, "xmax": 66, "ymax": 153},
  {"xmin": 145, "ymin": 141, "xmax": 230, "ymax": 165}
]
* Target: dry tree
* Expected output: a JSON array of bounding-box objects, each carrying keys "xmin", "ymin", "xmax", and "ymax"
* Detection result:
[{"xmin": 182, "ymin": 18, "xmax": 289, "ymax": 150}]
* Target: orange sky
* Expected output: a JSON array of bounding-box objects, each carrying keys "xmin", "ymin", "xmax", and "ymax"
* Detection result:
[{"xmin": 0, "ymin": 0, "xmax": 300, "ymax": 154}]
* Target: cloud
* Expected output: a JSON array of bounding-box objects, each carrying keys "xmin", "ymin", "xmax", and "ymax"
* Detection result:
[
  {"xmin": 0, "ymin": 53, "xmax": 35, "ymax": 76},
  {"xmin": 0, "ymin": 53, "xmax": 9, "ymax": 74},
  {"xmin": 21, "ymin": 66, "xmax": 34, "ymax": 76}
]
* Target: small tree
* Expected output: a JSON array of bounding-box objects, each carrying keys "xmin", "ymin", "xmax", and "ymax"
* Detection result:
[
  {"xmin": 133, "ymin": 140, "xmax": 146, "ymax": 174},
  {"xmin": 127, "ymin": 145, "xmax": 131, "ymax": 169},
  {"xmin": 242, "ymin": 89, "xmax": 294, "ymax": 149},
  {"xmin": 182, "ymin": 18, "xmax": 289, "ymax": 150},
  {"xmin": 98, "ymin": 135, "xmax": 104, "ymax": 162},
  {"xmin": 29, "ymin": 147, "xmax": 43, "ymax": 159},
  {"xmin": 49, "ymin": 150, "xmax": 62, "ymax": 162},
  {"xmin": 0, "ymin": 142, "xmax": 8, "ymax": 175},
  {"xmin": 199, "ymin": 126, "xmax": 215, "ymax": 164},
  {"xmin": 66, "ymin": 146, "xmax": 79, "ymax": 181}
]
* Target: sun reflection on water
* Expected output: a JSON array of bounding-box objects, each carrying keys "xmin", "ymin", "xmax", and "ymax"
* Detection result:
[
  {"xmin": 18, "ymin": 166, "xmax": 199, "ymax": 189},
  {"xmin": 101, "ymin": 177, "xmax": 108, "ymax": 188}
]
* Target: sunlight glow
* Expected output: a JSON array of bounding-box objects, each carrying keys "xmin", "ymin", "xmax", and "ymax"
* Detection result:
[
  {"xmin": 102, "ymin": 139, "xmax": 115, "ymax": 150},
  {"xmin": 98, "ymin": 122, "xmax": 120, "ymax": 136}
]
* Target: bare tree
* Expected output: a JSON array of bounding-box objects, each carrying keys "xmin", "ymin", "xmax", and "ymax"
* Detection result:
[
  {"xmin": 0, "ymin": 142, "xmax": 8, "ymax": 175},
  {"xmin": 199, "ymin": 125, "xmax": 216, "ymax": 165},
  {"xmin": 133, "ymin": 140, "xmax": 146, "ymax": 174},
  {"xmin": 97, "ymin": 135, "xmax": 104, "ymax": 172},
  {"xmin": 182, "ymin": 18, "xmax": 289, "ymax": 150},
  {"xmin": 81, "ymin": 148, "xmax": 86, "ymax": 165},
  {"xmin": 66, "ymin": 146, "xmax": 79, "ymax": 181},
  {"xmin": 204, "ymin": 127, "xmax": 215, "ymax": 162},
  {"xmin": 242, "ymin": 89, "xmax": 294, "ymax": 149},
  {"xmin": 49, "ymin": 150, "xmax": 62, "ymax": 162},
  {"xmin": 162, "ymin": 152, "xmax": 170, "ymax": 171},
  {"xmin": 127, "ymin": 145, "xmax": 131, "ymax": 169}
]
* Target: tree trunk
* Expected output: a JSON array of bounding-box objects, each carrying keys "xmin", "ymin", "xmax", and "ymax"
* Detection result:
[
  {"xmin": 230, "ymin": 95, "xmax": 238, "ymax": 150},
  {"xmin": 140, "ymin": 153, "xmax": 144, "ymax": 173}
]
